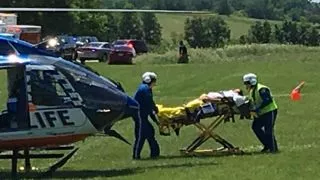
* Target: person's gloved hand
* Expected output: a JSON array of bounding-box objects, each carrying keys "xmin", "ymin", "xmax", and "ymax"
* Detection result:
[
  {"xmin": 254, "ymin": 107, "xmax": 260, "ymax": 114},
  {"xmin": 250, "ymin": 111, "xmax": 258, "ymax": 118},
  {"xmin": 154, "ymin": 106, "xmax": 159, "ymax": 114}
]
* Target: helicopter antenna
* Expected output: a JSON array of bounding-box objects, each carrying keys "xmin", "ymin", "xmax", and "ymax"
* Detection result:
[{"xmin": 0, "ymin": 8, "xmax": 211, "ymax": 14}]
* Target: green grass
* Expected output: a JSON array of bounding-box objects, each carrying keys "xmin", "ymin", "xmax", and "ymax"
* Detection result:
[
  {"xmin": 156, "ymin": 13, "xmax": 281, "ymax": 41},
  {"xmin": 1, "ymin": 47, "xmax": 320, "ymax": 179}
]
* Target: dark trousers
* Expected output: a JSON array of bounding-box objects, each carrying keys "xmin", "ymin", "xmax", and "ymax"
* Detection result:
[
  {"xmin": 178, "ymin": 54, "xmax": 189, "ymax": 64},
  {"xmin": 252, "ymin": 109, "xmax": 278, "ymax": 152},
  {"xmin": 133, "ymin": 113, "xmax": 160, "ymax": 159}
]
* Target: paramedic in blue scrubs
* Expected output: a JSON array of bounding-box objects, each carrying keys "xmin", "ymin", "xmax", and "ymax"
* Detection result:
[
  {"xmin": 243, "ymin": 73, "xmax": 279, "ymax": 153},
  {"xmin": 132, "ymin": 72, "xmax": 160, "ymax": 160}
]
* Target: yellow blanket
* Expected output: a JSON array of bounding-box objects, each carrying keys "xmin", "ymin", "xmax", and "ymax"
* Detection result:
[
  {"xmin": 156, "ymin": 98, "xmax": 204, "ymax": 121},
  {"xmin": 156, "ymin": 98, "xmax": 205, "ymax": 135}
]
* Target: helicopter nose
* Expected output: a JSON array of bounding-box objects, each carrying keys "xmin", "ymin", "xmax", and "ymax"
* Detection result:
[
  {"xmin": 82, "ymin": 92, "xmax": 139, "ymax": 132},
  {"xmin": 121, "ymin": 96, "xmax": 139, "ymax": 120}
]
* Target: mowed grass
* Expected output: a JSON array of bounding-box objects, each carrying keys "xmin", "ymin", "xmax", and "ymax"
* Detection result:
[
  {"xmin": 1, "ymin": 54, "xmax": 320, "ymax": 179},
  {"xmin": 156, "ymin": 13, "xmax": 281, "ymax": 41}
]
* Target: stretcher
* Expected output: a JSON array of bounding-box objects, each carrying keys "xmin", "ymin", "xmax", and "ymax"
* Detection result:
[{"xmin": 156, "ymin": 95, "xmax": 251, "ymax": 156}]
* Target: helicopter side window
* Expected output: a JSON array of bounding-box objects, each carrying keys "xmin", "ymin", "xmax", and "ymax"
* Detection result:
[{"xmin": 29, "ymin": 70, "xmax": 68, "ymax": 106}]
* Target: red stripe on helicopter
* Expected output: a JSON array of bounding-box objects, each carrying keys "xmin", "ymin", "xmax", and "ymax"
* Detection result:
[{"xmin": 0, "ymin": 134, "xmax": 90, "ymax": 150}]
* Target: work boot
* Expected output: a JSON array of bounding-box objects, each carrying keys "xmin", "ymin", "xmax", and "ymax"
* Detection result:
[
  {"xmin": 132, "ymin": 156, "xmax": 141, "ymax": 160},
  {"xmin": 150, "ymin": 155, "xmax": 160, "ymax": 159},
  {"xmin": 270, "ymin": 148, "xmax": 279, "ymax": 154},
  {"xmin": 260, "ymin": 147, "xmax": 269, "ymax": 153}
]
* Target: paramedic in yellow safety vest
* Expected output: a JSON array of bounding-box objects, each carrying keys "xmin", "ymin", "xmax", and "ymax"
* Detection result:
[{"xmin": 243, "ymin": 73, "xmax": 278, "ymax": 153}]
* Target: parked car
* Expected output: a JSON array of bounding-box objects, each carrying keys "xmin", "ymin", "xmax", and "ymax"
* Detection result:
[
  {"xmin": 36, "ymin": 35, "xmax": 77, "ymax": 60},
  {"xmin": 76, "ymin": 42, "xmax": 111, "ymax": 63},
  {"xmin": 76, "ymin": 36, "xmax": 99, "ymax": 47},
  {"xmin": 113, "ymin": 39, "xmax": 148, "ymax": 54},
  {"xmin": 108, "ymin": 45, "xmax": 136, "ymax": 65}
]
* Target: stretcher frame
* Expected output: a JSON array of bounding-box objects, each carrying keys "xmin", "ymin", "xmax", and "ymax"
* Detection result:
[
  {"xmin": 178, "ymin": 100, "xmax": 245, "ymax": 156},
  {"xmin": 157, "ymin": 97, "xmax": 249, "ymax": 156},
  {"xmin": 179, "ymin": 114, "xmax": 244, "ymax": 156}
]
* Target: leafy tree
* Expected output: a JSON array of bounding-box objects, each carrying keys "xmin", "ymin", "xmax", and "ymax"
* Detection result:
[
  {"xmin": 307, "ymin": 27, "xmax": 320, "ymax": 46},
  {"xmin": 273, "ymin": 24, "xmax": 285, "ymax": 43},
  {"xmin": 239, "ymin": 35, "xmax": 249, "ymax": 44},
  {"xmin": 141, "ymin": 13, "xmax": 162, "ymax": 45},
  {"xmin": 262, "ymin": 21, "xmax": 272, "ymax": 43},
  {"xmin": 105, "ymin": 13, "xmax": 119, "ymax": 42},
  {"xmin": 184, "ymin": 16, "xmax": 230, "ymax": 48},
  {"xmin": 118, "ymin": 12, "xmax": 144, "ymax": 39},
  {"xmin": 248, "ymin": 21, "xmax": 264, "ymax": 43},
  {"xmin": 204, "ymin": 16, "xmax": 231, "ymax": 48},
  {"xmin": 216, "ymin": 0, "xmax": 234, "ymax": 16},
  {"xmin": 69, "ymin": 0, "xmax": 108, "ymax": 40},
  {"xmin": 184, "ymin": 17, "xmax": 206, "ymax": 48}
]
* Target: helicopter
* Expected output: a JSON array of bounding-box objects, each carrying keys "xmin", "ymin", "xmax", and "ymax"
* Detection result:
[{"xmin": 0, "ymin": 36, "xmax": 139, "ymax": 178}]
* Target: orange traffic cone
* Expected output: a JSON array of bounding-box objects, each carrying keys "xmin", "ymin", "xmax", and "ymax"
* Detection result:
[{"xmin": 290, "ymin": 81, "xmax": 305, "ymax": 101}]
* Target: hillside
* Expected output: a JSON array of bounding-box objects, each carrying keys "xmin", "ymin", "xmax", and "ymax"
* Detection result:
[{"xmin": 156, "ymin": 13, "xmax": 281, "ymax": 41}]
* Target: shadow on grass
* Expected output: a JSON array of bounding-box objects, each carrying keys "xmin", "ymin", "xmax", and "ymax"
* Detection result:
[
  {"xmin": 0, "ymin": 161, "xmax": 218, "ymax": 179},
  {"xmin": 0, "ymin": 151, "xmax": 274, "ymax": 179},
  {"xmin": 143, "ymin": 150, "xmax": 280, "ymax": 160},
  {"xmin": 0, "ymin": 169, "xmax": 138, "ymax": 179}
]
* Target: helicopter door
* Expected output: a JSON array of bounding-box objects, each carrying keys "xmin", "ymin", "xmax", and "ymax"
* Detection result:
[
  {"xmin": 26, "ymin": 65, "xmax": 85, "ymax": 130},
  {"xmin": 0, "ymin": 65, "xmax": 30, "ymax": 131}
]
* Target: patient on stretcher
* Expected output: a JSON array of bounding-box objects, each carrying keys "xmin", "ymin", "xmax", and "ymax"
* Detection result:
[{"xmin": 156, "ymin": 89, "xmax": 251, "ymax": 136}]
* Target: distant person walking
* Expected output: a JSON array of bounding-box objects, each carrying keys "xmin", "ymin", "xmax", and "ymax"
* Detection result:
[{"xmin": 178, "ymin": 41, "xmax": 188, "ymax": 64}]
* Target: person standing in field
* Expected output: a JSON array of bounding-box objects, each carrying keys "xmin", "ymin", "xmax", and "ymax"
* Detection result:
[
  {"xmin": 242, "ymin": 73, "xmax": 279, "ymax": 153},
  {"xmin": 178, "ymin": 41, "xmax": 188, "ymax": 64}
]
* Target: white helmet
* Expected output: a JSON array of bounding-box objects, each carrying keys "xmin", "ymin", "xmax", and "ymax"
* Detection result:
[
  {"xmin": 142, "ymin": 72, "xmax": 157, "ymax": 83},
  {"xmin": 243, "ymin": 73, "xmax": 257, "ymax": 85}
]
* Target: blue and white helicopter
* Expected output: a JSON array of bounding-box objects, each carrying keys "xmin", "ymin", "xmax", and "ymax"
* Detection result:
[{"xmin": 0, "ymin": 36, "xmax": 139, "ymax": 178}]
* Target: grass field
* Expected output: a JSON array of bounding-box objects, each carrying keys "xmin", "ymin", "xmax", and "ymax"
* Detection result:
[
  {"xmin": 156, "ymin": 13, "xmax": 280, "ymax": 41},
  {"xmin": 1, "ymin": 47, "xmax": 320, "ymax": 179}
]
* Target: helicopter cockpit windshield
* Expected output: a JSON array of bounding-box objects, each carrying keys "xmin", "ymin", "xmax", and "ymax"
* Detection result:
[
  {"xmin": 27, "ymin": 65, "xmax": 71, "ymax": 107},
  {"xmin": 54, "ymin": 61, "xmax": 127, "ymax": 110},
  {"xmin": 28, "ymin": 55, "xmax": 120, "ymax": 90},
  {"xmin": 24, "ymin": 55, "xmax": 128, "ymax": 111}
]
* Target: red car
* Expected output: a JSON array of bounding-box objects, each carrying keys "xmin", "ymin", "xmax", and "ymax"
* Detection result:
[
  {"xmin": 113, "ymin": 39, "xmax": 148, "ymax": 54},
  {"xmin": 108, "ymin": 45, "xmax": 136, "ymax": 65}
]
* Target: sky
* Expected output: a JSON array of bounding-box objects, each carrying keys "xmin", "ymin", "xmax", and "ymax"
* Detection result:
[{"xmin": 311, "ymin": 0, "xmax": 320, "ymax": 2}]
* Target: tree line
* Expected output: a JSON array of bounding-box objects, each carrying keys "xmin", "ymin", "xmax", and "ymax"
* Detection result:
[
  {"xmin": 0, "ymin": 0, "xmax": 162, "ymax": 44},
  {"xmin": 185, "ymin": 16, "xmax": 320, "ymax": 48},
  {"xmin": 3, "ymin": 0, "xmax": 320, "ymax": 24},
  {"xmin": 1, "ymin": 0, "xmax": 320, "ymax": 49},
  {"xmin": 240, "ymin": 20, "xmax": 320, "ymax": 46},
  {"xmin": 103, "ymin": 0, "xmax": 320, "ymax": 24}
]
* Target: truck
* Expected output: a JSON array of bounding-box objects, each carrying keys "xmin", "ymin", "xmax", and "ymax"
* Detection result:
[{"xmin": 0, "ymin": 13, "xmax": 41, "ymax": 44}]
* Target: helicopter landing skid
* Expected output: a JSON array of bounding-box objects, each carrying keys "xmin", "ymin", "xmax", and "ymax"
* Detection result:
[{"xmin": 0, "ymin": 145, "xmax": 78, "ymax": 179}]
